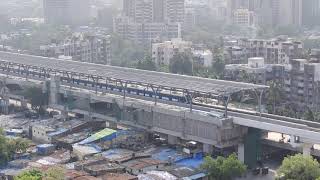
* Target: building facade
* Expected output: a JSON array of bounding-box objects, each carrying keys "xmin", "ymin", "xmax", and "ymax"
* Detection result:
[
  {"xmin": 114, "ymin": 0, "xmax": 184, "ymax": 46},
  {"xmin": 39, "ymin": 33, "xmax": 111, "ymax": 65},
  {"xmin": 225, "ymin": 57, "xmax": 320, "ymax": 111},
  {"xmin": 227, "ymin": 37, "xmax": 303, "ymax": 64},
  {"xmin": 233, "ymin": 8, "xmax": 254, "ymax": 26},
  {"xmin": 284, "ymin": 59, "xmax": 320, "ymax": 110},
  {"xmin": 114, "ymin": 16, "xmax": 181, "ymax": 46},
  {"xmin": 302, "ymin": 0, "xmax": 320, "ymax": 27},
  {"xmin": 152, "ymin": 38, "xmax": 213, "ymax": 67},
  {"xmin": 152, "ymin": 38, "xmax": 192, "ymax": 66},
  {"xmin": 224, "ymin": 57, "xmax": 285, "ymax": 85}
]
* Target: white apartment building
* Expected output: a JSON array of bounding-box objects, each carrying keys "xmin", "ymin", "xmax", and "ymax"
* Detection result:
[
  {"xmin": 152, "ymin": 38, "xmax": 213, "ymax": 67},
  {"xmin": 193, "ymin": 50, "xmax": 213, "ymax": 68},
  {"xmin": 233, "ymin": 8, "xmax": 254, "ymax": 26},
  {"xmin": 152, "ymin": 38, "xmax": 192, "ymax": 66}
]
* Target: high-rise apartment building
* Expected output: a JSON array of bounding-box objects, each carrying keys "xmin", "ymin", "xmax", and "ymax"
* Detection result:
[
  {"xmin": 233, "ymin": 8, "xmax": 254, "ymax": 26},
  {"xmin": 166, "ymin": 0, "xmax": 185, "ymax": 23},
  {"xmin": 114, "ymin": 0, "xmax": 184, "ymax": 46},
  {"xmin": 122, "ymin": 0, "xmax": 184, "ymax": 23},
  {"xmin": 227, "ymin": 0, "xmax": 259, "ymax": 25},
  {"xmin": 302, "ymin": 0, "xmax": 320, "ymax": 27},
  {"xmin": 278, "ymin": 0, "xmax": 302, "ymax": 27},
  {"xmin": 232, "ymin": 0, "xmax": 303, "ymax": 27},
  {"xmin": 43, "ymin": 0, "xmax": 91, "ymax": 25}
]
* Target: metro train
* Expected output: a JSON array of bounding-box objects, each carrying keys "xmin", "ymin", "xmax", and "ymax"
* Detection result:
[{"xmin": 59, "ymin": 76, "xmax": 320, "ymax": 127}]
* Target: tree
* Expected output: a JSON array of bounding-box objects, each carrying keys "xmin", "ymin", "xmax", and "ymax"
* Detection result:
[
  {"xmin": 0, "ymin": 128, "xmax": 30, "ymax": 165},
  {"xmin": 201, "ymin": 153, "xmax": 246, "ymax": 180},
  {"xmin": 210, "ymin": 47, "xmax": 225, "ymax": 79},
  {"xmin": 23, "ymin": 87, "xmax": 48, "ymax": 115},
  {"xmin": 110, "ymin": 33, "xmax": 145, "ymax": 67},
  {"xmin": 136, "ymin": 54, "xmax": 157, "ymax": 71},
  {"xmin": 8, "ymin": 138, "xmax": 30, "ymax": 154},
  {"xmin": 277, "ymin": 154, "xmax": 320, "ymax": 180},
  {"xmin": 15, "ymin": 169, "xmax": 42, "ymax": 180},
  {"xmin": 0, "ymin": 132, "xmax": 10, "ymax": 165},
  {"xmin": 266, "ymin": 80, "xmax": 283, "ymax": 114},
  {"xmin": 44, "ymin": 166, "xmax": 65, "ymax": 180},
  {"xmin": 169, "ymin": 52, "xmax": 193, "ymax": 75},
  {"xmin": 15, "ymin": 166, "xmax": 65, "ymax": 180},
  {"xmin": 303, "ymin": 107, "xmax": 315, "ymax": 121}
]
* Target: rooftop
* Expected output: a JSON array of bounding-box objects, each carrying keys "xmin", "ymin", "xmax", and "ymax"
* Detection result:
[
  {"xmin": 101, "ymin": 173, "xmax": 137, "ymax": 180},
  {"xmin": 0, "ymin": 51, "xmax": 268, "ymax": 96}
]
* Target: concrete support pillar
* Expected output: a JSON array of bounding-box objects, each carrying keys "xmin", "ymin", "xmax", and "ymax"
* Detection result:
[
  {"xmin": 290, "ymin": 135, "xmax": 300, "ymax": 148},
  {"xmin": 238, "ymin": 143, "xmax": 245, "ymax": 163},
  {"xmin": 106, "ymin": 121, "xmax": 117, "ymax": 129},
  {"xmin": 303, "ymin": 143, "xmax": 313, "ymax": 156},
  {"xmin": 261, "ymin": 131, "xmax": 268, "ymax": 139},
  {"xmin": 203, "ymin": 144, "xmax": 213, "ymax": 154},
  {"xmin": 61, "ymin": 110, "xmax": 68, "ymax": 121},
  {"xmin": 49, "ymin": 76, "xmax": 60, "ymax": 106},
  {"xmin": 167, "ymin": 135, "xmax": 178, "ymax": 145},
  {"xmin": 1, "ymin": 98, "xmax": 9, "ymax": 115},
  {"xmin": 21, "ymin": 98, "xmax": 28, "ymax": 109}
]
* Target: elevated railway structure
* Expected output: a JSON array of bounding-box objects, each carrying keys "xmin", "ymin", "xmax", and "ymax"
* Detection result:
[{"xmin": 0, "ymin": 51, "xmax": 320, "ymax": 167}]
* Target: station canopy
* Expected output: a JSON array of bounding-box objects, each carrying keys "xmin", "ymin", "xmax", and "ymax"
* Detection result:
[{"xmin": 0, "ymin": 51, "xmax": 268, "ymax": 96}]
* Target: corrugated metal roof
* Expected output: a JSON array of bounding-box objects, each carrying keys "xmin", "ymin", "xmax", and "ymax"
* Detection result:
[{"xmin": 0, "ymin": 51, "xmax": 268, "ymax": 95}]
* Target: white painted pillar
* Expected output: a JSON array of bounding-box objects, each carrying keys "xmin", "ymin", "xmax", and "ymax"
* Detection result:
[
  {"xmin": 168, "ymin": 135, "xmax": 178, "ymax": 145},
  {"xmin": 303, "ymin": 143, "xmax": 313, "ymax": 156},
  {"xmin": 106, "ymin": 121, "xmax": 117, "ymax": 129},
  {"xmin": 203, "ymin": 144, "xmax": 213, "ymax": 154},
  {"xmin": 49, "ymin": 76, "xmax": 60, "ymax": 106},
  {"xmin": 238, "ymin": 143, "xmax": 245, "ymax": 163},
  {"xmin": 290, "ymin": 135, "xmax": 299, "ymax": 148}
]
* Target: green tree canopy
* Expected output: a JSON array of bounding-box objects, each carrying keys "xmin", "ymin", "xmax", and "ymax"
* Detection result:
[
  {"xmin": 0, "ymin": 128, "xmax": 30, "ymax": 166},
  {"xmin": 211, "ymin": 48, "xmax": 225, "ymax": 79},
  {"xmin": 110, "ymin": 33, "xmax": 146, "ymax": 67},
  {"xmin": 15, "ymin": 166, "xmax": 65, "ymax": 180},
  {"xmin": 23, "ymin": 87, "xmax": 48, "ymax": 115},
  {"xmin": 201, "ymin": 153, "xmax": 246, "ymax": 180},
  {"xmin": 136, "ymin": 54, "xmax": 156, "ymax": 71},
  {"xmin": 43, "ymin": 166, "xmax": 65, "ymax": 180},
  {"xmin": 169, "ymin": 52, "xmax": 193, "ymax": 75},
  {"xmin": 277, "ymin": 154, "xmax": 320, "ymax": 180},
  {"xmin": 15, "ymin": 169, "xmax": 42, "ymax": 180}
]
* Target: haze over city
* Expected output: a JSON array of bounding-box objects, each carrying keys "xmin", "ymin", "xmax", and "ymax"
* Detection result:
[{"xmin": 0, "ymin": 0, "xmax": 320, "ymax": 180}]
